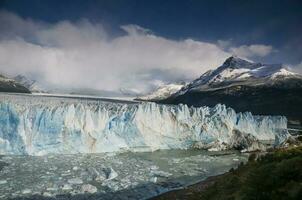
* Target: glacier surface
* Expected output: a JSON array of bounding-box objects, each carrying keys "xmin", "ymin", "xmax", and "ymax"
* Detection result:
[{"xmin": 0, "ymin": 94, "xmax": 288, "ymax": 155}]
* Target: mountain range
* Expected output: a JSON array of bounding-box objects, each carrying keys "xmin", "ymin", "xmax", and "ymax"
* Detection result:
[
  {"xmin": 155, "ymin": 57, "xmax": 302, "ymax": 120},
  {"xmin": 0, "ymin": 74, "xmax": 132, "ymax": 97}
]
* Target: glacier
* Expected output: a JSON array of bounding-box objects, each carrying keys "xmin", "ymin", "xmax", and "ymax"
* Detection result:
[{"xmin": 0, "ymin": 94, "xmax": 288, "ymax": 155}]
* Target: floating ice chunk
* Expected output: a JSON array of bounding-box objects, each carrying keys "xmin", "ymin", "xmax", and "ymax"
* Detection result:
[
  {"xmin": 107, "ymin": 167, "xmax": 118, "ymax": 180},
  {"xmin": 151, "ymin": 177, "xmax": 158, "ymax": 183},
  {"xmin": 46, "ymin": 187, "xmax": 57, "ymax": 191},
  {"xmin": 99, "ymin": 167, "xmax": 119, "ymax": 181},
  {"xmin": 83, "ymin": 167, "xmax": 102, "ymax": 181},
  {"xmin": 0, "ymin": 180, "xmax": 7, "ymax": 184},
  {"xmin": 42, "ymin": 192, "xmax": 52, "ymax": 197},
  {"xmin": 81, "ymin": 184, "xmax": 98, "ymax": 194},
  {"xmin": 22, "ymin": 189, "xmax": 32, "ymax": 194},
  {"xmin": 68, "ymin": 178, "xmax": 83, "ymax": 185},
  {"xmin": 171, "ymin": 158, "xmax": 182, "ymax": 163},
  {"xmin": 149, "ymin": 165, "xmax": 159, "ymax": 170},
  {"xmin": 101, "ymin": 181, "xmax": 119, "ymax": 191},
  {"xmin": 62, "ymin": 184, "xmax": 73, "ymax": 190},
  {"xmin": 151, "ymin": 170, "xmax": 172, "ymax": 178}
]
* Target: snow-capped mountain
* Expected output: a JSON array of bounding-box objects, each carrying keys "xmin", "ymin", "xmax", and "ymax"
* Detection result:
[
  {"xmin": 0, "ymin": 74, "xmax": 30, "ymax": 93},
  {"xmin": 177, "ymin": 56, "xmax": 301, "ymax": 95},
  {"xmin": 136, "ymin": 82, "xmax": 186, "ymax": 101},
  {"xmin": 13, "ymin": 75, "xmax": 45, "ymax": 93},
  {"xmin": 158, "ymin": 57, "xmax": 302, "ymax": 120}
]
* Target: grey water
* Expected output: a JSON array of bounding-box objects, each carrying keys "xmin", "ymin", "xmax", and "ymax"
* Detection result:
[{"xmin": 0, "ymin": 150, "xmax": 248, "ymax": 199}]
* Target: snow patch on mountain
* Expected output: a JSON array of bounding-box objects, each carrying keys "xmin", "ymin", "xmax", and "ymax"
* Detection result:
[
  {"xmin": 271, "ymin": 68, "xmax": 298, "ymax": 79},
  {"xmin": 137, "ymin": 83, "xmax": 186, "ymax": 101}
]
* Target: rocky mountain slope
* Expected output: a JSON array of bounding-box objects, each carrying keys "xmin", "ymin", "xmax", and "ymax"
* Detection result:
[
  {"xmin": 0, "ymin": 74, "xmax": 30, "ymax": 93},
  {"xmin": 13, "ymin": 75, "xmax": 45, "ymax": 93}
]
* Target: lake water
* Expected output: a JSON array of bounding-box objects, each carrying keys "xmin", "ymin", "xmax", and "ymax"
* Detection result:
[{"xmin": 0, "ymin": 150, "xmax": 248, "ymax": 199}]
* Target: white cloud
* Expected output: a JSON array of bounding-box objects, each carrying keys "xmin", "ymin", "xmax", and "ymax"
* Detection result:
[
  {"xmin": 217, "ymin": 39, "xmax": 232, "ymax": 49},
  {"xmin": 120, "ymin": 24, "xmax": 152, "ymax": 36},
  {"xmin": 290, "ymin": 62, "xmax": 302, "ymax": 74},
  {"xmin": 230, "ymin": 44, "xmax": 273, "ymax": 58},
  {"xmin": 0, "ymin": 11, "xmax": 276, "ymax": 93}
]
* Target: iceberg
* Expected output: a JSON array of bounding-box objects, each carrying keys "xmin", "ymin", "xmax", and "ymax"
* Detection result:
[{"xmin": 0, "ymin": 94, "xmax": 288, "ymax": 155}]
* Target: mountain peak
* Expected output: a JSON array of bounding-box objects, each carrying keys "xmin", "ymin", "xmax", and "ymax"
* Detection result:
[
  {"xmin": 176, "ymin": 57, "xmax": 301, "ymax": 95},
  {"xmin": 222, "ymin": 56, "xmax": 254, "ymax": 69}
]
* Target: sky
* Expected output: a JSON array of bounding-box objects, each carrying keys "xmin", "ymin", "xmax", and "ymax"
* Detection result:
[{"xmin": 0, "ymin": 0, "xmax": 301, "ymax": 93}]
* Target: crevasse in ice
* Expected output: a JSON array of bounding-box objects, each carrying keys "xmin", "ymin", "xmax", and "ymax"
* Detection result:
[{"xmin": 0, "ymin": 95, "xmax": 288, "ymax": 155}]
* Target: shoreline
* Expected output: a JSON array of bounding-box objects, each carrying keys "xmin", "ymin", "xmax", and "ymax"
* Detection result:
[
  {"xmin": 151, "ymin": 145, "xmax": 302, "ymax": 200},
  {"xmin": 150, "ymin": 172, "xmax": 229, "ymax": 200}
]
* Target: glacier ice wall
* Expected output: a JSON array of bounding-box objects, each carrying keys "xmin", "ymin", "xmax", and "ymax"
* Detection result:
[{"xmin": 0, "ymin": 95, "xmax": 288, "ymax": 155}]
